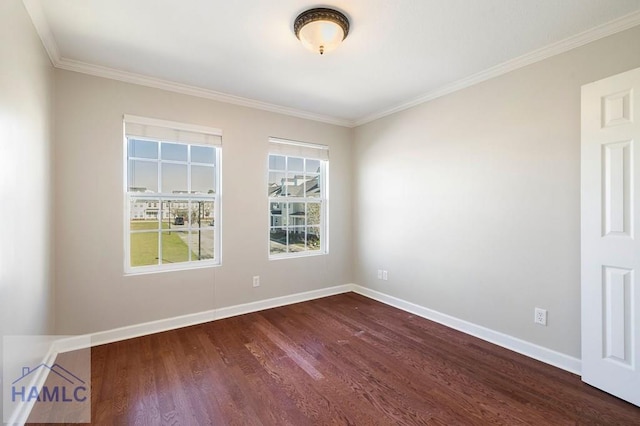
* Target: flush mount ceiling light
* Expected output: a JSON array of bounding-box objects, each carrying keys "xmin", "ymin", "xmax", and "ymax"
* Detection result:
[{"xmin": 294, "ymin": 8, "xmax": 350, "ymax": 55}]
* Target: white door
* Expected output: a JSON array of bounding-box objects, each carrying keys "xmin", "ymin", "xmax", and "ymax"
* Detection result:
[{"xmin": 581, "ymin": 67, "xmax": 640, "ymax": 407}]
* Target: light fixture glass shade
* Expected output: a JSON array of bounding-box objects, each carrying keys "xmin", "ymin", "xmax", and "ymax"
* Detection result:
[
  {"xmin": 298, "ymin": 20, "xmax": 344, "ymax": 55},
  {"xmin": 294, "ymin": 8, "xmax": 349, "ymax": 55}
]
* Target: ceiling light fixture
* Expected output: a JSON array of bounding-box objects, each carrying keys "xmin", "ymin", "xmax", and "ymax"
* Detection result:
[{"xmin": 294, "ymin": 8, "xmax": 349, "ymax": 55}]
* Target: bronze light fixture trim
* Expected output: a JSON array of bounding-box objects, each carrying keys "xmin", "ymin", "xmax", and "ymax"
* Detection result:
[{"xmin": 294, "ymin": 8, "xmax": 350, "ymax": 55}]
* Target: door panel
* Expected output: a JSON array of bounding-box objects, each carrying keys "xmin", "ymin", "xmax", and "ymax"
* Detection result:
[{"xmin": 581, "ymin": 67, "xmax": 640, "ymax": 407}]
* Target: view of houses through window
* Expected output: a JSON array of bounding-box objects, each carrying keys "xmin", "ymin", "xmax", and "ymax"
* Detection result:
[
  {"xmin": 126, "ymin": 137, "xmax": 219, "ymax": 271},
  {"xmin": 125, "ymin": 128, "xmax": 326, "ymax": 271},
  {"xmin": 268, "ymin": 153, "xmax": 326, "ymax": 257}
]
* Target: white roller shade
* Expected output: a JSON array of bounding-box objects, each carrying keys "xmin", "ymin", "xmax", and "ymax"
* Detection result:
[
  {"xmin": 124, "ymin": 114, "xmax": 222, "ymax": 146},
  {"xmin": 269, "ymin": 137, "xmax": 329, "ymax": 161}
]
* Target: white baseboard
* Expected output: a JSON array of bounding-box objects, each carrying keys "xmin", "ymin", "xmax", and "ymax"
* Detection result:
[
  {"xmin": 352, "ymin": 285, "xmax": 581, "ymax": 375},
  {"xmin": 56, "ymin": 284, "xmax": 354, "ymax": 352},
  {"xmin": 56, "ymin": 282, "xmax": 581, "ymax": 375},
  {"xmin": 213, "ymin": 285, "xmax": 352, "ymax": 320}
]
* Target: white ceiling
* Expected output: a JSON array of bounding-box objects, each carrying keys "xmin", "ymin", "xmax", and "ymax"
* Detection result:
[{"xmin": 24, "ymin": 0, "xmax": 640, "ymax": 126}]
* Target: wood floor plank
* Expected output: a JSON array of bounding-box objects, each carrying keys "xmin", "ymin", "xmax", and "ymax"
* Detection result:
[{"xmin": 28, "ymin": 292, "xmax": 640, "ymax": 425}]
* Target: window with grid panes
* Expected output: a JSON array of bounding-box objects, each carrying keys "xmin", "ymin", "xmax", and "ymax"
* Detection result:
[
  {"xmin": 124, "ymin": 116, "xmax": 221, "ymax": 273},
  {"xmin": 268, "ymin": 138, "xmax": 328, "ymax": 258}
]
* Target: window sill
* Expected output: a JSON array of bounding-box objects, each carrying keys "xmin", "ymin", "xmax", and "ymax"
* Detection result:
[
  {"xmin": 269, "ymin": 251, "xmax": 327, "ymax": 261},
  {"xmin": 124, "ymin": 261, "xmax": 220, "ymax": 276}
]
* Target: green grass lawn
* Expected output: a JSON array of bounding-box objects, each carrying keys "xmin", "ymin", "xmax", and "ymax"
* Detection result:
[{"xmin": 130, "ymin": 221, "xmax": 190, "ymax": 266}]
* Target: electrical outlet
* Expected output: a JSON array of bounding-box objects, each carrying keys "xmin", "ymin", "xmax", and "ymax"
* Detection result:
[
  {"xmin": 377, "ymin": 269, "xmax": 383, "ymax": 279},
  {"xmin": 382, "ymin": 270, "xmax": 388, "ymax": 281},
  {"xmin": 534, "ymin": 307, "xmax": 547, "ymax": 326},
  {"xmin": 252, "ymin": 276, "xmax": 260, "ymax": 287}
]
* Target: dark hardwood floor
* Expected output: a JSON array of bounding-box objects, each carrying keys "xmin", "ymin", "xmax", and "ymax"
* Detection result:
[{"xmin": 29, "ymin": 292, "xmax": 640, "ymax": 425}]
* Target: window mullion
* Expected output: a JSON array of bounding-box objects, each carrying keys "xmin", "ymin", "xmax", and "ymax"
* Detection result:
[
  {"xmin": 157, "ymin": 141, "xmax": 162, "ymax": 193},
  {"xmin": 187, "ymin": 144, "xmax": 192, "ymax": 193},
  {"xmin": 157, "ymin": 225, "xmax": 162, "ymax": 266}
]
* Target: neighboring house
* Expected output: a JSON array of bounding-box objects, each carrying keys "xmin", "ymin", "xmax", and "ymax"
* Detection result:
[
  {"xmin": 270, "ymin": 175, "xmax": 320, "ymax": 234},
  {"xmin": 269, "ymin": 175, "xmax": 320, "ymax": 233},
  {"xmin": 129, "ymin": 187, "xmax": 213, "ymax": 222}
]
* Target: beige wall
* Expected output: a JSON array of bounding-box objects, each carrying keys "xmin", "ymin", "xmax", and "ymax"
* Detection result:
[
  {"xmin": 353, "ymin": 26, "xmax": 640, "ymax": 358},
  {"xmin": 0, "ymin": 0, "xmax": 55, "ymax": 408},
  {"xmin": 7, "ymin": 0, "xmax": 640, "ymax": 363},
  {"xmin": 53, "ymin": 71, "xmax": 353, "ymax": 334}
]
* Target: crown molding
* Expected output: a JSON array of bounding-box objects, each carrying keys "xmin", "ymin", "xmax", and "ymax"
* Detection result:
[
  {"xmin": 354, "ymin": 9, "xmax": 640, "ymax": 127},
  {"xmin": 22, "ymin": 0, "xmax": 640, "ymax": 129},
  {"xmin": 54, "ymin": 57, "xmax": 355, "ymax": 127},
  {"xmin": 21, "ymin": 1, "xmax": 354, "ymax": 128}
]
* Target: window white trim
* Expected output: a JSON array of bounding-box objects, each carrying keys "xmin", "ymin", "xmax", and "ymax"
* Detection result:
[
  {"xmin": 123, "ymin": 118, "xmax": 222, "ymax": 275},
  {"xmin": 124, "ymin": 114, "xmax": 222, "ymax": 146},
  {"xmin": 267, "ymin": 145, "xmax": 328, "ymax": 260},
  {"xmin": 268, "ymin": 137, "xmax": 329, "ymax": 161},
  {"xmin": 124, "ymin": 114, "xmax": 222, "ymax": 137}
]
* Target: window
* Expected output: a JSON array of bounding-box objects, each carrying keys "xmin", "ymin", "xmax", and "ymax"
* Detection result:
[
  {"xmin": 268, "ymin": 138, "xmax": 328, "ymax": 258},
  {"xmin": 124, "ymin": 115, "xmax": 221, "ymax": 273}
]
